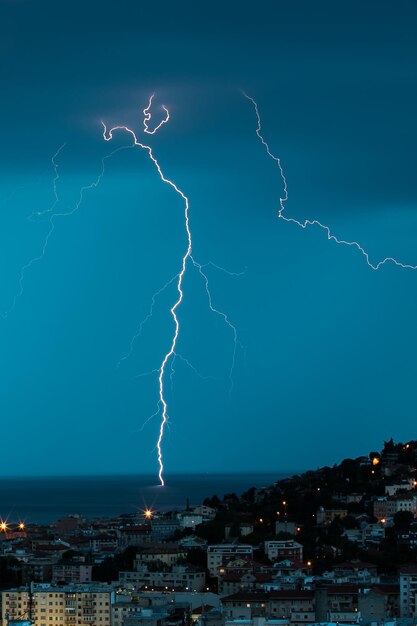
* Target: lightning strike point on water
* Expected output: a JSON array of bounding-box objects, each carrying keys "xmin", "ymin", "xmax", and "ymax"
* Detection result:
[
  {"xmin": 104, "ymin": 95, "xmax": 239, "ymax": 487},
  {"xmin": 243, "ymin": 91, "xmax": 417, "ymax": 272}
]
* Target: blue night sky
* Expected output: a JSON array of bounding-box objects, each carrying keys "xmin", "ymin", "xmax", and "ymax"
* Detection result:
[{"xmin": 0, "ymin": 0, "xmax": 416, "ymax": 478}]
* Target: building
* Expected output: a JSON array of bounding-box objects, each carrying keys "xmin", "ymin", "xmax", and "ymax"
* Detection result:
[
  {"xmin": 192, "ymin": 506, "xmax": 217, "ymax": 520},
  {"xmin": 1, "ymin": 583, "xmax": 114, "ymax": 626},
  {"xmin": 314, "ymin": 586, "xmax": 358, "ymax": 623},
  {"xmin": 239, "ymin": 524, "xmax": 254, "ymax": 537},
  {"xmin": 113, "ymin": 598, "xmax": 190, "ymax": 626},
  {"xmin": 342, "ymin": 524, "xmax": 385, "ymax": 548},
  {"xmin": 52, "ymin": 563, "xmax": 93, "ymax": 584},
  {"xmin": 178, "ymin": 535, "xmax": 207, "ymax": 550},
  {"xmin": 219, "ymin": 572, "xmax": 275, "ymax": 595},
  {"xmin": 269, "ymin": 591, "xmax": 315, "ymax": 625},
  {"xmin": 400, "ymin": 564, "xmax": 417, "ymax": 617},
  {"xmin": 275, "ymin": 522, "xmax": 297, "ymax": 536},
  {"xmin": 150, "ymin": 520, "xmax": 181, "ymax": 541},
  {"xmin": 221, "ymin": 590, "xmax": 315, "ymax": 626},
  {"xmin": 118, "ymin": 564, "xmax": 205, "ymax": 592},
  {"xmin": 385, "ymin": 480, "xmax": 415, "ymax": 496},
  {"xmin": 56, "ymin": 517, "xmax": 81, "ymax": 534},
  {"xmin": 264, "ymin": 541, "xmax": 303, "ymax": 564},
  {"xmin": 113, "ymin": 596, "xmax": 142, "ymax": 626},
  {"xmin": 316, "ymin": 509, "xmax": 348, "ymax": 526},
  {"xmin": 358, "ymin": 586, "xmax": 399, "ymax": 620},
  {"xmin": 373, "ymin": 495, "xmax": 417, "ymax": 521},
  {"xmin": 118, "ymin": 526, "xmax": 152, "ymax": 547},
  {"xmin": 221, "ymin": 586, "xmax": 377, "ymax": 626},
  {"xmin": 362, "ymin": 523, "xmax": 385, "ymax": 545},
  {"xmin": 87, "ymin": 535, "xmax": 118, "ymax": 554},
  {"xmin": 225, "ymin": 618, "xmax": 288, "ymax": 626},
  {"xmin": 207, "ymin": 545, "xmax": 253, "ymax": 575},
  {"xmin": 136, "ymin": 545, "xmax": 187, "ymax": 568},
  {"xmin": 177, "ymin": 513, "xmax": 203, "ymax": 529},
  {"xmin": 20, "ymin": 558, "xmax": 56, "ymax": 584},
  {"xmin": 221, "ymin": 592, "xmax": 270, "ymax": 619},
  {"xmin": 331, "ymin": 562, "xmax": 378, "ymax": 578},
  {"xmin": 194, "ymin": 607, "xmax": 223, "ymax": 626}
]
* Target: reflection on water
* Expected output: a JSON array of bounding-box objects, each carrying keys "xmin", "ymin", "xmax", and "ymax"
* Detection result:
[{"xmin": 0, "ymin": 472, "xmax": 292, "ymax": 523}]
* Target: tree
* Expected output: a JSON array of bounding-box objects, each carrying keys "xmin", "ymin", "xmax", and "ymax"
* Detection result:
[
  {"xmin": 383, "ymin": 438, "xmax": 395, "ymax": 453},
  {"xmin": 393, "ymin": 511, "xmax": 414, "ymax": 531},
  {"xmin": 203, "ymin": 495, "xmax": 220, "ymax": 507},
  {"xmin": 241, "ymin": 487, "xmax": 256, "ymax": 503},
  {"xmin": 92, "ymin": 547, "xmax": 137, "ymax": 582},
  {"xmin": 0, "ymin": 556, "xmax": 21, "ymax": 588}
]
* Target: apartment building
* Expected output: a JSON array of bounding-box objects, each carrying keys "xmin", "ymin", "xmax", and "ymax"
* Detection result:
[
  {"xmin": 316, "ymin": 509, "xmax": 348, "ymax": 525},
  {"xmin": 400, "ymin": 565, "xmax": 417, "ymax": 617},
  {"xmin": 221, "ymin": 591, "xmax": 315, "ymax": 626},
  {"xmin": 373, "ymin": 495, "xmax": 417, "ymax": 520},
  {"xmin": 52, "ymin": 564, "xmax": 93, "ymax": 584},
  {"xmin": 118, "ymin": 564, "xmax": 205, "ymax": 592},
  {"xmin": 358, "ymin": 586, "xmax": 399, "ymax": 620},
  {"xmin": 117, "ymin": 526, "xmax": 152, "ymax": 548},
  {"xmin": 136, "ymin": 545, "xmax": 187, "ymax": 567},
  {"xmin": 264, "ymin": 541, "xmax": 303, "ymax": 564},
  {"xmin": 207, "ymin": 545, "xmax": 253, "ymax": 575},
  {"xmin": 1, "ymin": 584, "xmax": 114, "ymax": 626},
  {"xmin": 150, "ymin": 519, "xmax": 181, "ymax": 541}
]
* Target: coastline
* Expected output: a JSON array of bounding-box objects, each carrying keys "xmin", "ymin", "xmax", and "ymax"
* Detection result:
[{"xmin": 0, "ymin": 471, "xmax": 296, "ymax": 524}]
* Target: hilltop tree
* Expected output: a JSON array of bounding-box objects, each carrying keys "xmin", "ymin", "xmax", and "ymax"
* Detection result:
[{"xmin": 393, "ymin": 511, "xmax": 414, "ymax": 531}]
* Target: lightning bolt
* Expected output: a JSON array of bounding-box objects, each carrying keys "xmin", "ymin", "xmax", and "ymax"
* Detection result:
[
  {"xmin": 117, "ymin": 272, "xmax": 179, "ymax": 369},
  {"xmin": 143, "ymin": 94, "xmax": 170, "ymax": 135},
  {"xmin": 243, "ymin": 91, "xmax": 417, "ymax": 271},
  {"xmin": 173, "ymin": 352, "xmax": 219, "ymax": 381},
  {"xmin": 28, "ymin": 142, "xmax": 66, "ymax": 221},
  {"xmin": 2, "ymin": 142, "xmax": 132, "ymax": 318},
  {"xmin": 191, "ymin": 258, "xmax": 240, "ymax": 395},
  {"xmin": 104, "ymin": 95, "xmax": 240, "ymax": 486}
]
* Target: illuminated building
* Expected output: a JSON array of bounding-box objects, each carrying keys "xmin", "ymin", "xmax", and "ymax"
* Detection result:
[{"xmin": 1, "ymin": 584, "xmax": 113, "ymax": 626}]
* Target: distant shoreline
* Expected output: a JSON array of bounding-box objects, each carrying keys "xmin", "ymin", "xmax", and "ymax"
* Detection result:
[
  {"xmin": 0, "ymin": 471, "xmax": 298, "ymax": 524},
  {"xmin": 0, "ymin": 470, "xmax": 301, "ymax": 480}
]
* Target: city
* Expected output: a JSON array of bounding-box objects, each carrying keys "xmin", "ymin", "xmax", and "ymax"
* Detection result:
[
  {"xmin": 1, "ymin": 4, "xmax": 416, "ymax": 626},
  {"xmin": 1, "ymin": 439, "xmax": 417, "ymax": 626}
]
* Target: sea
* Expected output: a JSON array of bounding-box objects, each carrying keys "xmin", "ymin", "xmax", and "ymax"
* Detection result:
[{"xmin": 0, "ymin": 472, "xmax": 293, "ymax": 525}]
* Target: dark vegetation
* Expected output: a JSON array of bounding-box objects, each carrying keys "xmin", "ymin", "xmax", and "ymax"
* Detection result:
[{"xmin": 194, "ymin": 438, "xmax": 417, "ymax": 575}]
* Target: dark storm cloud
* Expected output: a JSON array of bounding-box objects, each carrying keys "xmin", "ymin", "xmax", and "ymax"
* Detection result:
[{"xmin": 0, "ymin": 0, "xmax": 416, "ymax": 475}]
